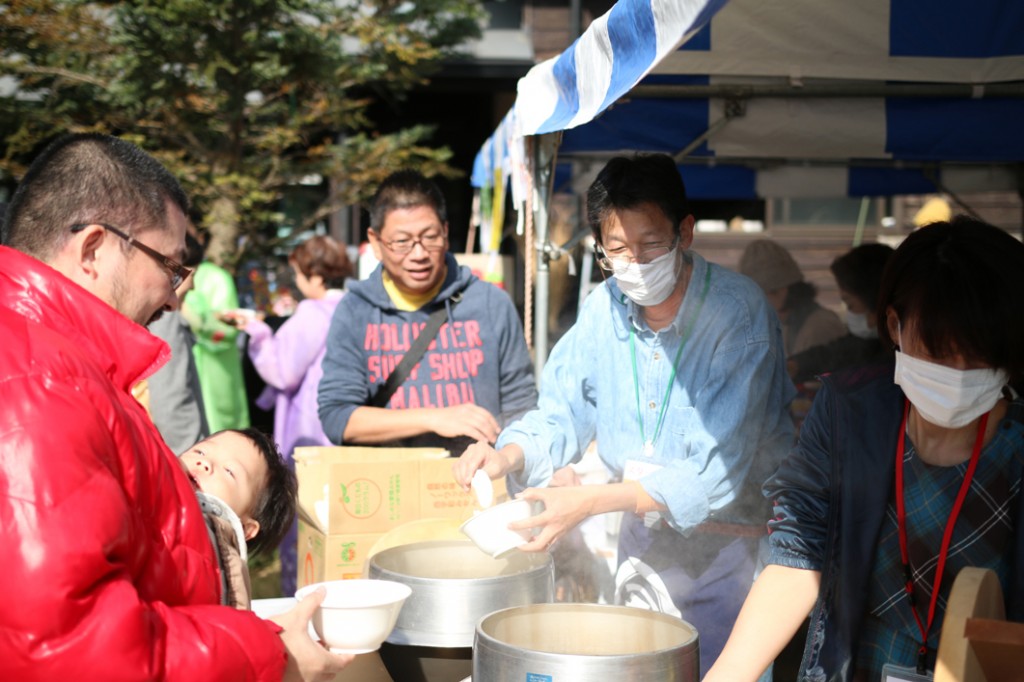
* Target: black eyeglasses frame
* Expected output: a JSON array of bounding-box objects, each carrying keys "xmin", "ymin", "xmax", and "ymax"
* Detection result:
[{"xmin": 378, "ymin": 231, "xmax": 448, "ymax": 256}]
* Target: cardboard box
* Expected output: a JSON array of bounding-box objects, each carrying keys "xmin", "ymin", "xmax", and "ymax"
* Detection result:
[
  {"xmin": 297, "ymin": 521, "xmax": 382, "ymax": 584},
  {"xmin": 294, "ymin": 446, "xmax": 506, "ymax": 586}
]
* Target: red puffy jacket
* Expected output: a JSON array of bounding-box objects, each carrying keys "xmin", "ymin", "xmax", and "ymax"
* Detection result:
[{"xmin": 0, "ymin": 247, "xmax": 286, "ymax": 681}]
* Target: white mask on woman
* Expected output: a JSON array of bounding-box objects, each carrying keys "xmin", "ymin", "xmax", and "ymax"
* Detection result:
[
  {"xmin": 846, "ymin": 311, "xmax": 877, "ymax": 339},
  {"xmin": 610, "ymin": 248, "xmax": 680, "ymax": 306},
  {"xmin": 893, "ymin": 332, "xmax": 1008, "ymax": 429}
]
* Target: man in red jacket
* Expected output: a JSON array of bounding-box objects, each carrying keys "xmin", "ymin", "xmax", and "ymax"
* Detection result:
[{"xmin": 0, "ymin": 133, "xmax": 351, "ymax": 681}]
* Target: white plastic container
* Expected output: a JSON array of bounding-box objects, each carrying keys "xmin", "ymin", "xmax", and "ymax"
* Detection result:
[{"xmin": 460, "ymin": 498, "xmax": 544, "ymax": 558}]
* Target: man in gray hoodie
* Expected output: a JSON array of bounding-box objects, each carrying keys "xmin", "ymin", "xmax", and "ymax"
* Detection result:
[{"xmin": 318, "ymin": 170, "xmax": 537, "ymax": 456}]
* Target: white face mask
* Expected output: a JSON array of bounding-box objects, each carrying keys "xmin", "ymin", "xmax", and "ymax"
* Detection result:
[
  {"xmin": 846, "ymin": 311, "xmax": 877, "ymax": 339},
  {"xmin": 610, "ymin": 248, "xmax": 680, "ymax": 306},
  {"xmin": 893, "ymin": 346, "xmax": 1008, "ymax": 429}
]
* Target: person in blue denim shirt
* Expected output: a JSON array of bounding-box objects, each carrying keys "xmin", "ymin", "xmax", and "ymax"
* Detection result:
[
  {"xmin": 706, "ymin": 217, "xmax": 1024, "ymax": 682},
  {"xmin": 453, "ymin": 153, "xmax": 796, "ymax": 677}
]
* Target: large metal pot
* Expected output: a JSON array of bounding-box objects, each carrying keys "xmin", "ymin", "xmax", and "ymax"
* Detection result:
[
  {"xmin": 473, "ymin": 603, "xmax": 699, "ymax": 681},
  {"xmin": 366, "ymin": 539, "xmax": 554, "ymax": 648}
]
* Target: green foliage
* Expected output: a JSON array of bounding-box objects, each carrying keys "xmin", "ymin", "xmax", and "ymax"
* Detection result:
[{"xmin": 0, "ymin": 0, "xmax": 485, "ymax": 266}]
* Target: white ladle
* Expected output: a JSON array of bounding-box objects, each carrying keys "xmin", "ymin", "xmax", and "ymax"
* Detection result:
[{"xmin": 471, "ymin": 469, "xmax": 494, "ymax": 509}]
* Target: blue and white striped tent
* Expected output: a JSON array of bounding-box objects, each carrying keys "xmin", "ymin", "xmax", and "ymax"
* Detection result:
[
  {"xmin": 471, "ymin": 0, "xmax": 1024, "ymax": 371},
  {"xmin": 473, "ymin": 0, "xmax": 1024, "ymax": 203}
]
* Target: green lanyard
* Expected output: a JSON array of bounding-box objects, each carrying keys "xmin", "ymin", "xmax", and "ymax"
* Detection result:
[{"xmin": 629, "ymin": 262, "xmax": 712, "ymax": 457}]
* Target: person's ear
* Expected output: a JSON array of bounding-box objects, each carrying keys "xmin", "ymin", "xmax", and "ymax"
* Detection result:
[
  {"xmin": 678, "ymin": 215, "xmax": 696, "ymax": 251},
  {"xmin": 65, "ymin": 223, "xmax": 108, "ymax": 283},
  {"xmin": 176, "ymin": 270, "xmax": 196, "ymax": 300},
  {"xmin": 242, "ymin": 517, "xmax": 261, "ymax": 541},
  {"xmin": 367, "ymin": 228, "xmax": 384, "ymax": 262},
  {"xmin": 885, "ymin": 307, "xmax": 900, "ymax": 348}
]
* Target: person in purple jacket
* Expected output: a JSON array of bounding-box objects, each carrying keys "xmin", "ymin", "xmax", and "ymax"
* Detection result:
[
  {"xmin": 317, "ymin": 169, "xmax": 538, "ymax": 458},
  {"xmin": 222, "ymin": 234, "xmax": 353, "ymax": 596}
]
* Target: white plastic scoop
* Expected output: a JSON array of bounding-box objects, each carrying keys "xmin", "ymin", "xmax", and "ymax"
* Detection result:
[{"xmin": 471, "ymin": 469, "xmax": 494, "ymax": 509}]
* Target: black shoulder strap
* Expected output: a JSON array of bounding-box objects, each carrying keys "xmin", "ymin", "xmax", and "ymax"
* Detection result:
[{"xmin": 369, "ymin": 297, "xmax": 458, "ymax": 408}]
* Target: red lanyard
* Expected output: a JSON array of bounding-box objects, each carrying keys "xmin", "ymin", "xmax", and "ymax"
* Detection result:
[{"xmin": 894, "ymin": 398, "xmax": 989, "ymax": 674}]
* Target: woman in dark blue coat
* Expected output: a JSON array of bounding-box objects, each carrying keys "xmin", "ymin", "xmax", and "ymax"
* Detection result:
[{"xmin": 706, "ymin": 216, "xmax": 1024, "ymax": 682}]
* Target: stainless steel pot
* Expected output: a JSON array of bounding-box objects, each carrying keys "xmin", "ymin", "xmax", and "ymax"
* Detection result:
[
  {"xmin": 367, "ymin": 539, "xmax": 554, "ymax": 648},
  {"xmin": 473, "ymin": 603, "xmax": 699, "ymax": 681}
]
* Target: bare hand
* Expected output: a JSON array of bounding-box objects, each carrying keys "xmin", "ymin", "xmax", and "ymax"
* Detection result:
[
  {"xmin": 432, "ymin": 404, "xmax": 501, "ymax": 444},
  {"xmin": 271, "ymin": 588, "xmax": 354, "ymax": 682},
  {"xmin": 216, "ymin": 309, "xmax": 261, "ymax": 328},
  {"xmin": 549, "ymin": 465, "xmax": 581, "ymax": 488},
  {"xmin": 509, "ymin": 486, "xmax": 592, "ymax": 554},
  {"xmin": 452, "ymin": 440, "xmax": 517, "ymax": 490}
]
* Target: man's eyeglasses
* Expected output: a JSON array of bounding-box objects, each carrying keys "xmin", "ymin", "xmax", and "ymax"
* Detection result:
[
  {"xmin": 596, "ymin": 236, "xmax": 680, "ymax": 271},
  {"xmin": 70, "ymin": 222, "xmax": 192, "ymax": 289},
  {"xmin": 380, "ymin": 231, "xmax": 447, "ymax": 255}
]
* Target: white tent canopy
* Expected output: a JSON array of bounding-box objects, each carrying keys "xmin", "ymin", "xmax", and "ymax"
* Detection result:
[{"xmin": 472, "ymin": 0, "xmax": 1024, "ymax": 374}]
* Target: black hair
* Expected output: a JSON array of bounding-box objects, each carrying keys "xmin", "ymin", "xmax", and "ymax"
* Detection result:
[
  {"xmin": 369, "ymin": 169, "xmax": 447, "ymax": 232},
  {"xmin": 3, "ymin": 133, "xmax": 189, "ymax": 259},
  {"xmin": 585, "ymin": 153, "xmax": 691, "ymax": 245},
  {"xmin": 830, "ymin": 242, "xmax": 895, "ymax": 312},
  {"xmin": 222, "ymin": 428, "xmax": 297, "ymax": 558},
  {"xmin": 876, "ymin": 216, "xmax": 1024, "ymax": 384},
  {"xmin": 183, "ymin": 231, "xmax": 205, "ymax": 269}
]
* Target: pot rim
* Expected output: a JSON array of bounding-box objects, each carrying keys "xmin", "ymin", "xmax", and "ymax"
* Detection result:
[
  {"xmin": 368, "ymin": 539, "xmax": 554, "ymax": 584},
  {"xmin": 475, "ymin": 602, "xmax": 699, "ymax": 657}
]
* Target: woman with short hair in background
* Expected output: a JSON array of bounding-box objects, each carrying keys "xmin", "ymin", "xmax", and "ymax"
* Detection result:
[{"xmin": 223, "ymin": 235, "xmax": 353, "ymax": 597}]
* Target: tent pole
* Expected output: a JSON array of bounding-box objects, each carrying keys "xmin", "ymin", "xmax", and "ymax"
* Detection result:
[
  {"xmin": 533, "ymin": 147, "xmax": 551, "ymax": 384},
  {"xmin": 853, "ymin": 197, "xmax": 869, "ymax": 246},
  {"xmin": 673, "ymin": 99, "xmax": 745, "ymax": 162},
  {"xmin": 1018, "ymin": 167, "xmax": 1024, "ymax": 241},
  {"xmin": 531, "ymin": 133, "xmax": 560, "ymax": 384}
]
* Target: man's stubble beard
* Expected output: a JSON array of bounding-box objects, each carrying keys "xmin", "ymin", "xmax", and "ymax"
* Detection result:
[{"xmin": 109, "ymin": 266, "xmax": 163, "ymax": 327}]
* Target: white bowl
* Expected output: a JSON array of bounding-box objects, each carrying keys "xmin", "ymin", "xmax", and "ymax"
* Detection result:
[
  {"xmin": 460, "ymin": 498, "xmax": 544, "ymax": 558},
  {"xmin": 294, "ymin": 579, "xmax": 412, "ymax": 654}
]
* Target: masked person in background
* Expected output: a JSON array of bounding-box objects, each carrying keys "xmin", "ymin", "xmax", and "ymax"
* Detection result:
[
  {"xmin": 453, "ymin": 153, "xmax": 796, "ymax": 677},
  {"xmin": 706, "ymin": 216, "xmax": 1024, "ymax": 682},
  {"xmin": 786, "ymin": 242, "xmax": 895, "ymax": 384}
]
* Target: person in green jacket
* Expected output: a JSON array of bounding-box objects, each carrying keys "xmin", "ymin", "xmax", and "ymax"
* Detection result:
[{"xmin": 182, "ymin": 230, "xmax": 250, "ymax": 433}]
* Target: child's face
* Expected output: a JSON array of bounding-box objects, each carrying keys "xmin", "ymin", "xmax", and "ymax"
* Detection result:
[{"xmin": 180, "ymin": 431, "xmax": 268, "ymax": 540}]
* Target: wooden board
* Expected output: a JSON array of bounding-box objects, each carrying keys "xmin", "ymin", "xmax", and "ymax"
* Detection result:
[
  {"xmin": 935, "ymin": 567, "xmax": 1011, "ymax": 682},
  {"xmin": 334, "ymin": 651, "xmax": 394, "ymax": 682},
  {"xmin": 962, "ymin": 617, "xmax": 1024, "ymax": 682}
]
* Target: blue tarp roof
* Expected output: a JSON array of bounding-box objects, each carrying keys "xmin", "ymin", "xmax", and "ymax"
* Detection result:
[{"xmin": 473, "ymin": 0, "xmax": 1024, "ymax": 199}]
